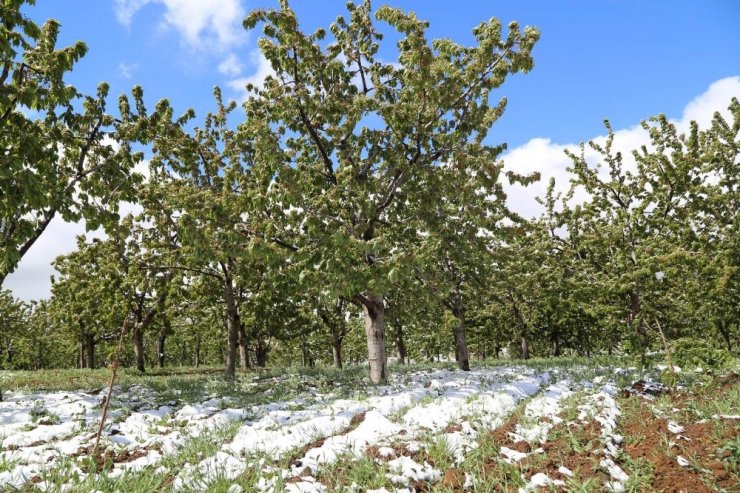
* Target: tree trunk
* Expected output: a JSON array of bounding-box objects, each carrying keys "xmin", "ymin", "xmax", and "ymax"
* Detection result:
[
  {"xmin": 85, "ymin": 333, "xmax": 96, "ymax": 369},
  {"xmin": 255, "ymin": 339, "xmax": 268, "ymax": 367},
  {"xmin": 133, "ymin": 325, "xmax": 145, "ymax": 373},
  {"xmin": 361, "ymin": 294, "xmax": 387, "ymax": 384},
  {"xmin": 452, "ymin": 306, "xmax": 470, "ymax": 371},
  {"xmin": 238, "ymin": 321, "xmax": 251, "ymax": 370},
  {"xmin": 520, "ymin": 334, "xmax": 530, "ymax": 360},
  {"xmin": 628, "ymin": 290, "xmax": 647, "ymax": 364},
  {"xmin": 551, "ymin": 327, "xmax": 560, "ymax": 357},
  {"xmin": 194, "ymin": 335, "xmax": 201, "ymax": 368},
  {"xmin": 509, "ymin": 294, "xmax": 530, "ymax": 360},
  {"xmin": 223, "ymin": 280, "xmax": 239, "ymax": 380},
  {"xmin": 77, "ymin": 323, "xmax": 86, "ymax": 369},
  {"xmin": 78, "ymin": 335, "xmax": 85, "ymax": 369},
  {"xmin": 301, "ymin": 334, "xmax": 310, "ymax": 367},
  {"xmin": 157, "ymin": 332, "xmax": 166, "ymax": 368},
  {"xmin": 395, "ymin": 323, "xmax": 406, "ymax": 365},
  {"xmin": 717, "ymin": 320, "xmax": 732, "ymax": 351},
  {"xmin": 332, "ymin": 340, "xmax": 342, "ymax": 369},
  {"xmin": 331, "ymin": 327, "xmax": 343, "ymax": 369},
  {"xmin": 35, "ymin": 340, "xmax": 43, "ymax": 370}
]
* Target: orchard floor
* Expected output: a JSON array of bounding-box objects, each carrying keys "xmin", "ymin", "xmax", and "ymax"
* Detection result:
[{"xmin": 0, "ymin": 359, "xmax": 738, "ymax": 493}]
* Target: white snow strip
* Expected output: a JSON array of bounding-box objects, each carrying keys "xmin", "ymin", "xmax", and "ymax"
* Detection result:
[
  {"xmin": 172, "ymin": 451, "xmax": 245, "ymax": 491},
  {"xmin": 667, "ymin": 421, "xmax": 685, "ymax": 434}
]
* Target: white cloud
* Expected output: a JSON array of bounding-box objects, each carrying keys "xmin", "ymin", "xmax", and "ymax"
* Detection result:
[
  {"xmin": 226, "ymin": 50, "xmax": 275, "ymax": 101},
  {"xmin": 218, "ymin": 53, "xmax": 244, "ymax": 77},
  {"xmin": 503, "ymin": 76, "xmax": 740, "ymax": 218},
  {"xmin": 114, "ymin": 0, "xmax": 151, "ymax": 26},
  {"xmin": 119, "ymin": 61, "xmax": 140, "ymax": 79},
  {"xmin": 679, "ymin": 77, "xmax": 739, "ymax": 130},
  {"xmin": 114, "ymin": 0, "xmax": 247, "ymax": 51},
  {"xmin": 5, "ymin": 157, "xmax": 149, "ymax": 302},
  {"xmin": 4, "ymin": 219, "xmax": 104, "ymax": 301}
]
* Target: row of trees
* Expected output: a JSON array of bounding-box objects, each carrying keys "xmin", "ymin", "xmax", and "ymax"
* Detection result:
[{"xmin": 1, "ymin": 1, "xmax": 737, "ymax": 383}]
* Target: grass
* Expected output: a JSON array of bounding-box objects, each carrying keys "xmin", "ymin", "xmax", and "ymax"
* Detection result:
[
  {"xmin": 2, "ymin": 355, "xmax": 738, "ymax": 492},
  {"xmin": 1, "ymin": 354, "xmax": 638, "ymax": 392}
]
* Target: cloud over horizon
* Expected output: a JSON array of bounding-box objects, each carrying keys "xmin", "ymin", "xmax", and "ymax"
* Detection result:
[
  {"xmin": 113, "ymin": 0, "xmax": 247, "ymax": 51},
  {"xmin": 502, "ymin": 76, "xmax": 740, "ymax": 219}
]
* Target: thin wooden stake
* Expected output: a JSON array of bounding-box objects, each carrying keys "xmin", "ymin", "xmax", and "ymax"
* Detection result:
[
  {"xmin": 653, "ymin": 317, "xmax": 677, "ymax": 391},
  {"xmin": 92, "ymin": 318, "xmax": 128, "ymax": 458}
]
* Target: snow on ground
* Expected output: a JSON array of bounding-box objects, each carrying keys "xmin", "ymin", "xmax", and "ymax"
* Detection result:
[
  {"xmin": 192, "ymin": 367, "xmax": 550, "ymax": 491},
  {"xmin": 0, "ymin": 365, "xmax": 645, "ymax": 491},
  {"xmin": 509, "ymin": 379, "xmax": 573, "ymax": 445},
  {"xmin": 578, "ymin": 385, "xmax": 629, "ymax": 492}
]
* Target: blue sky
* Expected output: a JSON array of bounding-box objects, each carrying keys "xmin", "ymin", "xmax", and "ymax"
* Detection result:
[
  {"xmin": 7, "ymin": 0, "xmax": 740, "ymax": 300},
  {"xmin": 27, "ymin": 0, "xmax": 740, "ymax": 147}
]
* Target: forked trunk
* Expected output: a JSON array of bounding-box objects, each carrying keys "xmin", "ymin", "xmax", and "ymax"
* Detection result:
[
  {"xmin": 717, "ymin": 320, "xmax": 732, "ymax": 351},
  {"xmin": 362, "ymin": 294, "xmax": 387, "ymax": 384}
]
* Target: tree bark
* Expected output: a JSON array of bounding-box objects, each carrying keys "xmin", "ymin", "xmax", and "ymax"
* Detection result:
[
  {"xmin": 509, "ymin": 294, "xmax": 530, "ymax": 360},
  {"xmin": 223, "ymin": 278, "xmax": 239, "ymax": 379},
  {"xmin": 133, "ymin": 325, "xmax": 145, "ymax": 373},
  {"xmin": 255, "ymin": 339, "xmax": 268, "ymax": 367},
  {"xmin": 452, "ymin": 306, "xmax": 470, "ymax": 371},
  {"xmin": 238, "ymin": 321, "xmax": 251, "ymax": 370},
  {"xmin": 717, "ymin": 320, "xmax": 732, "ymax": 351},
  {"xmin": 85, "ymin": 333, "xmax": 96, "ymax": 369},
  {"xmin": 194, "ymin": 335, "xmax": 201, "ymax": 368},
  {"xmin": 361, "ymin": 294, "xmax": 387, "ymax": 384},
  {"xmin": 331, "ymin": 339, "xmax": 342, "ymax": 369},
  {"xmin": 131, "ymin": 290, "xmax": 167, "ymax": 374},
  {"xmin": 301, "ymin": 333, "xmax": 310, "ymax": 367},
  {"xmin": 331, "ymin": 326, "xmax": 343, "ymax": 369},
  {"xmin": 550, "ymin": 327, "xmax": 560, "ymax": 357},
  {"xmin": 78, "ymin": 334, "xmax": 85, "ymax": 369},
  {"xmin": 395, "ymin": 322, "xmax": 406, "ymax": 365},
  {"xmin": 157, "ymin": 332, "xmax": 166, "ymax": 368},
  {"xmin": 520, "ymin": 334, "xmax": 530, "ymax": 360},
  {"xmin": 628, "ymin": 290, "xmax": 647, "ymax": 364}
]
